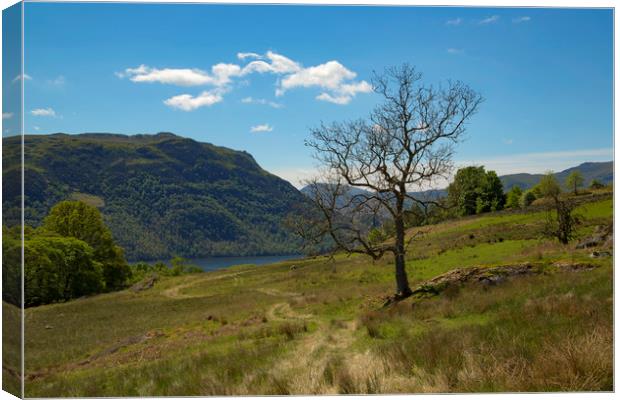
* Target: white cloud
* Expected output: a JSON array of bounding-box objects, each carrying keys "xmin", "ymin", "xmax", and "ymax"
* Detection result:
[
  {"xmin": 237, "ymin": 52, "xmax": 262, "ymax": 60},
  {"xmin": 278, "ymin": 60, "xmax": 372, "ymax": 104},
  {"xmin": 34, "ymin": 126, "xmax": 41, "ymax": 131},
  {"xmin": 250, "ymin": 124, "xmax": 273, "ymax": 133},
  {"xmin": 117, "ymin": 63, "xmax": 241, "ymax": 87},
  {"xmin": 2, "ymin": 112, "xmax": 13, "ymax": 120},
  {"xmin": 164, "ymin": 90, "xmax": 223, "ymax": 111},
  {"xmin": 503, "ymin": 138, "xmax": 514, "ymax": 145},
  {"xmin": 447, "ymin": 48, "xmax": 464, "ymax": 55},
  {"xmin": 47, "ymin": 75, "xmax": 66, "ymax": 86},
  {"xmin": 513, "ymin": 16, "xmax": 531, "ymax": 23},
  {"xmin": 316, "ymin": 93, "xmax": 352, "ymax": 105},
  {"xmin": 13, "ymin": 73, "xmax": 32, "ymax": 83},
  {"xmin": 446, "ymin": 17, "xmax": 462, "ymax": 26},
  {"xmin": 120, "ymin": 51, "xmax": 371, "ymax": 110},
  {"xmin": 280, "ymin": 61, "xmax": 355, "ymax": 92},
  {"xmin": 30, "ymin": 108, "xmax": 56, "ymax": 117},
  {"xmin": 241, "ymin": 51, "xmax": 301, "ymax": 75},
  {"xmin": 479, "ymin": 15, "xmax": 500, "ymax": 24},
  {"xmin": 241, "ymin": 97, "xmax": 283, "ymax": 108}
]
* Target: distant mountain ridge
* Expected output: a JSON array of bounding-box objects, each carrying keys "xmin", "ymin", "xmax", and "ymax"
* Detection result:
[
  {"xmin": 300, "ymin": 161, "xmax": 613, "ymax": 201},
  {"xmin": 500, "ymin": 161, "xmax": 613, "ymax": 191},
  {"xmin": 3, "ymin": 132, "xmax": 306, "ymax": 260}
]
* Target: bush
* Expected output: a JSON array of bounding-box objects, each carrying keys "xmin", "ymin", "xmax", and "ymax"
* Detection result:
[
  {"xmin": 505, "ymin": 186, "xmax": 523, "ymax": 209},
  {"xmin": 520, "ymin": 190, "xmax": 537, "ymax": 208},
  {"xmin": 590, "ymin": 179, "xmax": 605, "ymax": 190},
  {"xmin": 23, "ymin": 234, "xmax": 104, "ymax": 306}
]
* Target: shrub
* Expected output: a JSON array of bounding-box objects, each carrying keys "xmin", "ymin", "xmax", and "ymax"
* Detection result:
[
  {"xmin": 590, "ymin": 179, "xmax": 605, "ymax": 190},
  {"xmin": 505, "ymin": 186, "xmax": 523, "ymax": 209},
  {"xmin": 520, "ymin": 190, "xmax": 537, "ymax": 208}
]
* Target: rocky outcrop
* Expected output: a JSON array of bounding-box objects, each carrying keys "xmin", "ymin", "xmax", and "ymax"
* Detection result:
[
  {"xmin": 131, "ymin": 274, "xmax": 159, "ymax": 292},
  {"xmin": 409, "ymin": 262, "xmax": 598, "ymax": 299},
  {"xmin": 576, "ymin": 224, "xmax": 613, "ymax": 249}
]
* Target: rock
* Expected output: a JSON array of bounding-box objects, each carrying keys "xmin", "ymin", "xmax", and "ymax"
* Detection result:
[
  {"xmin": 552, "ymin": 262, "xmax": 598, "ymax": 272},
  {"xmin": 131, "ymin": 274, "xmax": 159, "ymax": 292},
  {"xmin": 576, "ymin": 238, "xmax": 602, "ymax": 249},
  {"xmin": 576, "ymin": 224, "xmax": 613, "ymax": 249},
  {"xmin": 290, "ymin": 265, "xmax": 298, "ymax": 271},
  {"xmin": 590, "ymin": 251, "xmax": 612, "ymax": 258},
  {"xmin": 410, "ymin": 262, "xmax": 598, "ymax": 298},
  {"xmin": 44, "ymin": 325, "xmax": 53, "ymax": 329}
]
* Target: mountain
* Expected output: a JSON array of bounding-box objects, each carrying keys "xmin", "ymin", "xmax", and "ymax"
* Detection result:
[
  {"xmin": 3, "ymin": 132, "xmax": 306, "ymax": 261},
  {"xmin": 500, "ymin": 161, "xmax": 613, "ymax": 191},
  {"xmin": 300, "ymin": 161, "xmax": 613, "ymax": 202},
  {"xmin": 300, "ymin": 183, "xmax": 447, "ymax": 209}
]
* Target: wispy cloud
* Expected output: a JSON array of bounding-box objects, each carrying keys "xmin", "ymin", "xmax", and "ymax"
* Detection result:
[
  {"xmin": 46, "ymin": 75, "xmax": 66, "ymax": 87},
  {"xmin": 30, "ymin": 108, "xmax": 56, "ymax": 117},
  {"xmin": 34, "ymin": 126, "xmax": 41, "ymax": 131},
  {"xmin": 13, "ymin": 73, "xmax": 32, "ymax": 83},
  {"xmin": 2, "ymin": 112, "xmax": 13, "ymax": 120},
  {"xmin": 241, "ymin": 97, "xmax": 283, "ymax": 109},
  {"xmin": 119, "ymin": 51, "xmax": 371, "ymax": 110},
  {"xmin": 117, "ymin": 64, "xmax": 241, "ymax": 87},
  {"xmin": 164, "ymin": 90, "xmax": 224, "ymax": 111},
  {"xmin": 446, "ymin": 17, "xmax": 462, "ymax": 26},
  {"xmin": 447, "ymin": 48, "xmax": 464, "ymax": 55},
  {"xmin": 513, "ymin": 16, "xmax": 531, "ymax": 23},
  {"xmin": 479, "ymin": 15, "xmax": 500, "ymax": 25},
  {"xmin": 250, "ymin": 123, "xmax": 273, "ymax": 133},
  {"xmin": 503, "ymin": 138, "xmax": 514, "ymax": 145}
]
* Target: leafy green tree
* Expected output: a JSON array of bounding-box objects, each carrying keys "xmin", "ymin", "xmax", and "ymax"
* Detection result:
[
  {"xmin": 565, "ymin": 171, "xmax": 584, "ymax": 195},
  {"xmin": 537, "ymin": 172, "xmax": 561, "ymax": 198},
  {"xmin": 520, "ymin": 190, "xmax": 537, "ymax": 208},
  {"xmin": 506, "ymin": 186, "xmax": 523, "ymax": 209},
  {"xmin": 42, "ymin": 201, "xmax": 130, "ymax": 290},
  {"xmin": 448, "ymin": 166, "xmax": 486, "ymax": 216},
  {"xmin": 448, "ymin": 166, "xmax": 505, "ymax": 216},
  {"xmin": 2, "ymin": 226, "xmax": 22, "ymax": 306},
  {"xmin": 24, "ymin": 234, "xmax": 103, "ymax": 306}
]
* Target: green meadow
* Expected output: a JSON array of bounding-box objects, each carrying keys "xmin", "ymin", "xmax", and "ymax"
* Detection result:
[{"xmin": 8, "ymin": 192, "xmax": 613, "ymax": 396}]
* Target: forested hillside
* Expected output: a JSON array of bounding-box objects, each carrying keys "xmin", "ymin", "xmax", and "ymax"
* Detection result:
[{"xmin": 2, "ymin": 133, "xmax": 306, "ymax": 260}]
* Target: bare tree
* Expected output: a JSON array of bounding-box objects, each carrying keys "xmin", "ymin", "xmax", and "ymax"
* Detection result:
[{"xmin": 295, "ymin": 64, "xmax": 482, "ymax": 298}]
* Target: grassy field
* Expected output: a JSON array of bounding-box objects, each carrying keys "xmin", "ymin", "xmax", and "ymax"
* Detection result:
[{"xmin": 14, "ymin": 194, "xmax": 613, "ymax": 396}]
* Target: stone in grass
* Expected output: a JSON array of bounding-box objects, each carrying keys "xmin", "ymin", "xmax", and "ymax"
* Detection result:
[
  {"xmin": 131, "ymin": 273, "xmax": 159, "ymax": 292},
  {"xmin": 590, "ymin": 251, "xmax": 612, "ymax": 258}
]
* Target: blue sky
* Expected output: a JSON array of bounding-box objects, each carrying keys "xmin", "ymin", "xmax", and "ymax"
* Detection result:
[{"xmin": 5, "ymin": 3, "xmax": 614, "ymax": 187}]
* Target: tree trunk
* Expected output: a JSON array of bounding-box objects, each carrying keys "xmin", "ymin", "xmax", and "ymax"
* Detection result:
[{"xmin": 394, "ymin": 215, "xmax": 412, "ymax": 298}]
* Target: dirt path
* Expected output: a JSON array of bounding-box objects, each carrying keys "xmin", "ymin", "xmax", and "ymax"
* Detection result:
[
  {"xmin": 162, "ymin": 270, "xmax": 251, "ymax": 299},
  {"xmin": 253, "ymin": 286, "xmax": 361, "ymax": 394}
]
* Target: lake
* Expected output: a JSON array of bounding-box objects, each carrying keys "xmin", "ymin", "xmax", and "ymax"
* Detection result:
[{"xmin": 150, "ymin": 254, "xmax": 304, "ymax": 272}]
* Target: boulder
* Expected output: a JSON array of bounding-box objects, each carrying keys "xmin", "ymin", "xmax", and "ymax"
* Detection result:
[{"xmin": 131, "ymin": 274, "xmax": 159, "ymax": 292}]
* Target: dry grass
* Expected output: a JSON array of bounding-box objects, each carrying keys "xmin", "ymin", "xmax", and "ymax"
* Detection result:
[{"xmin": 20, "ymin": 197, "xmax": 613, "ymax": 396}]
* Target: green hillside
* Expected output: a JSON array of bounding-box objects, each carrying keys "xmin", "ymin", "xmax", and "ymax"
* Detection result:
[
  {"xmin": 2, "ymin": 133, "xmax": 306, "ymax": 260},
  {"xmin": 9, "ymin": 192, "xmax": 612, "ymax": 396}
]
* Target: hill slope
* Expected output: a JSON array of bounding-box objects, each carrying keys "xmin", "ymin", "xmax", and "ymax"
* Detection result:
[
  {"xmin": 14, "ymin": 195, "xmax": 613, "ymax": 396},
  {"xmin": 2, "ymin": 132, "xmax": 306, "ymax": 260},
  {"xmin": 500, "ymin": 161, "xmax": 613, "ymax": 190}
]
